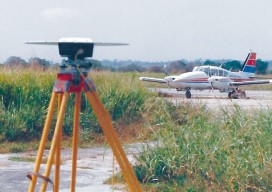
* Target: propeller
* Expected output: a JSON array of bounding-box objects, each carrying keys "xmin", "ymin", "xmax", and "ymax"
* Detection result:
[
  {"xmin": 163, "ymin": 64, "xmax": 171, "ymax": 90},
  {"xmin": 164, "ymin": 64, "xmax": 168, "ymax": 76}
]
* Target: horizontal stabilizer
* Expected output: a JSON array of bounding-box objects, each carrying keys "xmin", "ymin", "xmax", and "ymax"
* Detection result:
[{"xmin": 139, "ymin": 77, "xmax": 166, "ymax": 83}]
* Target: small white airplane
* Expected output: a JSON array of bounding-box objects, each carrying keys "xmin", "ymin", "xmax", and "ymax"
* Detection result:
[{"xmin": 140, "ymin": 51, "xmax": 272, "ymax": 98}]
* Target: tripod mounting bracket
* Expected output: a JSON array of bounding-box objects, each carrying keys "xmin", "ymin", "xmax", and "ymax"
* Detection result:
[{"xmin": 53, "ymin": 72, "xmax": 96, "ymax": 93}]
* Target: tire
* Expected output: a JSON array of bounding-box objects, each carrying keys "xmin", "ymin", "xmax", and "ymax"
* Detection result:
[{"xmin": 186, "ymin": 91, "xmax": 191, "ymax": 98}]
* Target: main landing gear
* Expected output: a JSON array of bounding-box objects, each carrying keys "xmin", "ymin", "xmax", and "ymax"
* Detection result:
[
  {"xmin": 228, "ymin": 88, "xmax": 246, "ymax": 99},
  {"xmin": 176, "ymin": 88, "xmax": 192, "ymax": 98}
]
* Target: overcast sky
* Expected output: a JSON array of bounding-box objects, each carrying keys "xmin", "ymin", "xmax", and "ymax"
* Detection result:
[{"xmin": 1, "ymin": 0, "xmax": 272, "ymax": 62}]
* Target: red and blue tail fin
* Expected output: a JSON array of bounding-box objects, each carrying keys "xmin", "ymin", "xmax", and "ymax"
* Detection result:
[{"xmin": 241, "ymin": 51, "xmax": 256, "ymax": 74}]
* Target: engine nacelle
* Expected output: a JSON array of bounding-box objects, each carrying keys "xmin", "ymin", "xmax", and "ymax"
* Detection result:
[{"xmin": 208, "ymin": 76, "xmax": 232, "ymax": 90}]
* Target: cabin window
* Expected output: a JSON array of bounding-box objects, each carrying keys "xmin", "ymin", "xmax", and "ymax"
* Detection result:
[
  {"xmin": 219, "ymin": 70, "xmax": 223, "ymax": 76},
  {"xmin": 211, "ymin": 69, "xmax": 218, "ymax": 76},
  {"xmin": 224, "ymin": 71, "xmax": 228, "ymax": 77},
  {"xmin": 193, "ymin": 67, "xmax": 199, "ymax": 72}
]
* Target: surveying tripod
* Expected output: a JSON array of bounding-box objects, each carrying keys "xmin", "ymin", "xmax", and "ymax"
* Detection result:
[{"xmin": 27, "ymin": 59, "xmax": 142, "ymax": 192}]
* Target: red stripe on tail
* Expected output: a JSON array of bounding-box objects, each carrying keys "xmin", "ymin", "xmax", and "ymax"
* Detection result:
[{"xmin": 246, "ymin": 52, "xmax": 256, "ymax": 66}]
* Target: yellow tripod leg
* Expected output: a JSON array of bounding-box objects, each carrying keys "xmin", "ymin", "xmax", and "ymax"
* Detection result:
[
  {"xmin": 28, "ymin": 92, "xmax": 57, "ymax": 192},
  {"xmin": 40, "ymin": 92, "xmax": 70, "ymax": 192},
  {"xmin": 71, "ymin": 92, "xmax": 81, "ymax": 192},
  {"xmin": 54, "ymin": 93, "xmax": 64, "ymax": 192},
  {"xmin": 85, "ymin": 91, "xmax": 142, "ymax": 192}
]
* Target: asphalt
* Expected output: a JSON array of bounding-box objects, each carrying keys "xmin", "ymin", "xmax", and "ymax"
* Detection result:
[{"xmin": 153, "ymin": 88, "xmax": 272, "ymax": 111}]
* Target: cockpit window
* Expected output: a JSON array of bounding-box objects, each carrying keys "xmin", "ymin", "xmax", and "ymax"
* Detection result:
[
  {"xmin": 192, "ymin": 67, "xmax": 199, "ymax": 71},
  {"xmin": 203, "ymin": 68, "xmax": 209, "ymax": 75}
]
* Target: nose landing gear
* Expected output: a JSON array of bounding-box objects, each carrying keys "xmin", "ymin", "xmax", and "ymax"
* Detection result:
[{"xmin": 185, "ymin": 90, "xmax": 192, "ymax": 98}]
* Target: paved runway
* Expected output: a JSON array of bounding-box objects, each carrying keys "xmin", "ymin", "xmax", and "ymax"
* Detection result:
[
  {"xmin": 151, "ymin": 88, "xmax": 272, "ymax": 111},
  {"xmin": 0, "ymin": 143, "xmax": 143, "ymax": 192}
]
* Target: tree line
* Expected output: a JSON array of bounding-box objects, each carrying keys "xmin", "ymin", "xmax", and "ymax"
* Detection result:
[{"xmin": 1, "ymin": 56, "xmax": 270, "ymax": 74}]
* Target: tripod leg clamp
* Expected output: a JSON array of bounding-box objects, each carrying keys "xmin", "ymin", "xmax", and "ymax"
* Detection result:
[{"xmin": 27, "ymin": 172, "xmax": 54, "ymax": 186}]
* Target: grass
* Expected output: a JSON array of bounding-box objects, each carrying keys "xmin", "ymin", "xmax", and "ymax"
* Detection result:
[
  {"xmin": 0, "ymin": 69, "xmax": 271, "ymax": 191},
  {"xmin": 0, "ymin": 68, "xmax": 150, "ymax": 146},
  {"xmin": 133, "ymin": 101, "xmax": 272, "ymax": 191}
]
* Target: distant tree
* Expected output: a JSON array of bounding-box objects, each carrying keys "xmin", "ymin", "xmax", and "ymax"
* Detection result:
[
  {"xmin": 146, "ymin": 66, "xmax": 163, "ymax": 73},
  {"xmin": 29, "ymin": 57, "xmax": 50, "ymax": 70},
  {"xmin": 118, "ymin": 63, "xmax": 144, "ymax": 72},
  {"xmin": 168, "ymin": 60, "xmax": 186, "ymax": 73},
  {"xmin": 88, "ymin": 59, "xmax": 103, "ymax": 70},
  {"xmin": 222, "ymin": 60, "xmax": 241, "ymax": 71},
  {"xmin": 185, "ymin": 62, "xmax": 197, "ymax": 72},
  {"xmin": 256, "ymin": 59, "xmax": 268, "ymax": 74},
  {"xmin": 203, "ymin": 60, "xmax": 218, "ymax": 66},
  {"xmin": 4, "ymin": 56, "xmax": 27, "ymax": 66}
]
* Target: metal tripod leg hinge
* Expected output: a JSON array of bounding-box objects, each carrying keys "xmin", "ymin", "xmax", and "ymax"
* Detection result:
[{"xmin": 27, "ymin": 71, "xmax": 142, "ymax": 192}]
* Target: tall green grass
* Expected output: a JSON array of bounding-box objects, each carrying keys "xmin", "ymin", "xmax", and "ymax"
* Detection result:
[
  {"xmin": 134, "ymin": 101, "xmax": 272, "ymax": 191},
  {"xmin": 0, "ymin": 69, "xmax": 149, "ymax": 141}
]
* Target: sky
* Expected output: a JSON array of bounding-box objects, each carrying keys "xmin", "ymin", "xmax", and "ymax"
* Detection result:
[{"xmin": 1, "ymin": 0, "xmax": 272, "ymax": 63}]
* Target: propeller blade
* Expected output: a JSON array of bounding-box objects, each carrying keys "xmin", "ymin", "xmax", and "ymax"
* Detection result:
[{"xmin": 164, "ymin": 64, "xmax": 168, "ymax": 76}]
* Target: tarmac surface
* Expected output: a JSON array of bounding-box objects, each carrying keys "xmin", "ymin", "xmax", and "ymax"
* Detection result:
[
  {"xmin": 1, "ymin": 89, "xmax": 271, "ymax": 192},
  {"xmin": 153, "ymin": 88, "xmax": 272, "ymax": 111}
]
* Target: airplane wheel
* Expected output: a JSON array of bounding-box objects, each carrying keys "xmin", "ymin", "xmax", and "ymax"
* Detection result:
[
  {"xmin": 185, "ymin": 90, "xmax": 191, "ymax": 98},
  {"xmin": 228, "ymin": 92, "xmax": 231, "ymax": 99},
  {"xmin": 228, "ymin": 91, "xmax": 239, "ymax": 99}
]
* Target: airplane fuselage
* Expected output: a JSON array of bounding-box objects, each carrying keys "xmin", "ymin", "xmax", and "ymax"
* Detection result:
[
  {"xmin": 166, "ymin": 66, "xmax": 253, "ymax": 92},
  {"xmin": 139, "ymin": 51, "xmax": 270, "ymax": 98}
]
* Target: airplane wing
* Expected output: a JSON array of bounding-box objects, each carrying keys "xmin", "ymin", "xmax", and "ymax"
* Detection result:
[
  {"xmin": 230, "ymin": 80, "xmax": 272, "ymax": 86},
  {"xmin": 139, "ymin": 77, "xmax": 167, "ymax": 83}
]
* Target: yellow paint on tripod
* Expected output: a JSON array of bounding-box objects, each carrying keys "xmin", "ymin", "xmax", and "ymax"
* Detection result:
[
  {"xmin": 71, "ymin": 92, "xmax": 81, "ymax": 192},
  {"xmin": 40, "ymin": 92, "xmax": 70, "ymax": 192},
  {"xmin": 54, "ymin": 93, "xmax": 64, "ymax": 192},
  {"xmin": 76, "ymin": 66, "xmax": 141, "ymax": 191},
  {"xmin": 28, "ymin": 92, "xmax": 57, "ymax": 192},
  {"xmin": 85, "ymin": 91, "xmax": 142, "ymax": 192}
]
